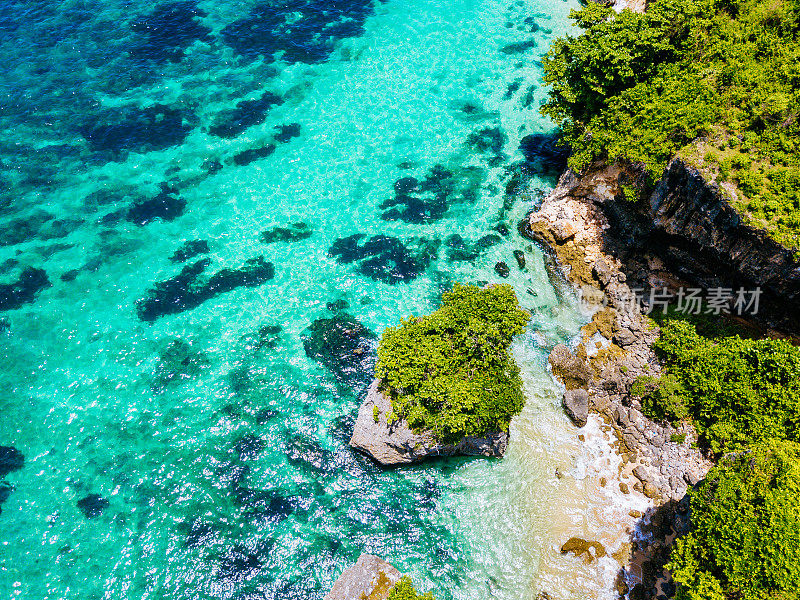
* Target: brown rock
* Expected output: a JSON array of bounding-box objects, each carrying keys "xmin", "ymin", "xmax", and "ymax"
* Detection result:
[
  {"xmin": 560, "ymin": 537, "xmax": 607, "ymax": 563},
  {"xmin": 325, "ymin": 554, "xmax": 401, "ymax": 600}
]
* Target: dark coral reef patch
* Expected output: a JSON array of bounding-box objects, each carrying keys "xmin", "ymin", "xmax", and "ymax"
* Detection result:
[
  {"xmin": 81, "ymin": 104, "xmax": 195, "ymax": 156},
  {"xmin": 221, "ymin": 0, "xmax": 377, "ymax": 64},
  {"xmin": 328, "ymin": 234, "xmax": 436, "ymax": 284},
  {"xmin": 208, "ymin": 92, "xmax": 283, "ymax": 138},
  {"xmin": 137, "ymin": 256, "xmax": 274, "ymax": 321},
  {"xmin": 260, "ymin": 222, "xmax": 312, "ymax": 244},
  {"xmin": 127, "ymin": 183, "xmax": 186, "ymax": 225},
  {"xmin": 0, "ymin": 268, "xmax": 50, "ymax": 311},
  {"xmin": 302, "ymin": 312, "xmax": 376, "ymax": 387}
]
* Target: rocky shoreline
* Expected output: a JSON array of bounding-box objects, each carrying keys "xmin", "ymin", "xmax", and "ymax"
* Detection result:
[
  {"xmin": 521, "ymin": 163, "xmax": 717, "ymax": 597},
  {"xmin": 349, "ymin": 379, "xmax": 508, "ymax": 466}
]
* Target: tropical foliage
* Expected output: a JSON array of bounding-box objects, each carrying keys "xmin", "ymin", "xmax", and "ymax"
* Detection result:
[
  {"xmin": 650, "ymin": 320, "xmax": 800, "ymax": 454},
  {"xmin": 375, "ymin": 284, "xmax": 530, "ymax": 441},
  {"xmin": 669, "ymin": 440, "xmax": 800, "ymax": 600},
  {"xmin": 387, "ymin": 577, "xmax": 435, "ymax": 600},
  {"xmin": 542, "ymin": 0, "xmax": 800, "ymax": 248}
]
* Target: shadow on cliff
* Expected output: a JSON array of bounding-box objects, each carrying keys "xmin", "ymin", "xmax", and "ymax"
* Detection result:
[{"xmin": 615, "ymin": 493, "xmax": 692, "ymax": 600}]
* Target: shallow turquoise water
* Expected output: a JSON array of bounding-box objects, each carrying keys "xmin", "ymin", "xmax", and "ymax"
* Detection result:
[{"xmin": 0, "ymin": 0, "xmax": 584, "ymax": 598}]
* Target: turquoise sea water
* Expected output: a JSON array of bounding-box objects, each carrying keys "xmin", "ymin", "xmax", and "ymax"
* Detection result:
[{"xmin": 0, "ymin": 0, "xmax": 586, "ymax": 598}]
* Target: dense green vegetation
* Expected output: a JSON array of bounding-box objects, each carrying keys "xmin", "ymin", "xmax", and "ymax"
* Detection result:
[
  {"xmin": 542, "ymin": 0, "xmax": 800, "ymax": 249},
  {"xmin": 669, "ymin": 440, "xmax": 800, "ymax": 600},
  {"xmin": 375, "ymin": 284, "xmax": 530, "ymax": 442},
  {"xmin": 630, "ymin": 318, "xmax": 800, "ymax": 598},
  {"xmin": 387, "ymin": 577, "xmax": 435, "ymax": 600},
  {"xmin": 639, "ymin": 320, "xmax": 800, "ymax": 454}
]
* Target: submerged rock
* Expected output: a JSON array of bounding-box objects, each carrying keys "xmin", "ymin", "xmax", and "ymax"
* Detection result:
[
  {"xmin": 260, "ymin": 222, "xmax": 312, "ymax": 244},
  {"xmin": 233, "ymin": 144, "xmax": 276, "ymax": 166},
  {"xmin": 349, "ymin": 380, "xmax": 508, "ymax": 466},
  {"xmin": 560, "ymin": 537, "xmax": 607, "ymax": 563},
  {"xmin": 0, "ymin": 446, "xmax": 24, "ymax": 478},
  {"xmin": 325, "ymin": 554, "xmax": 401, "ymax": 600},
  {"xmin": 494, "ymin": 261, "xmax": 510, "ymax": 278},
  {"xmin": 77, "ymin": 493, "xmax": 109, "ymax": 519},
  {"xmin": 169, "ymin": 239, "xmax": 210, "ymax": 263},
  {"xmin": 127, "ymin": 183, "xmax": 186, "ymax": 225}
]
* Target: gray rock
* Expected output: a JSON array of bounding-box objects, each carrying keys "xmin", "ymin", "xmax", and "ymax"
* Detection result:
[
  {"xmin": 614, "ymin": 406, "xmax": 630, "ymax": 427},
  {"xmin": 593, "ymin": 260, "xmax": 614, "ymax": 287},
  {"xmin": 349, "ymin": 380, "xmax": 508, "ymax": 466},
  {"xmin": 614, "ymin": 328, "xmax": 637, "ymax": 347},
  {"xmin": 562, "ymin": 388, "xmax": 589, "ymax": 427},
  {"xmin": 683, "ymin": 471, "xmax": 702, "ymax": 486},
  {"xmin": 633, "ymin": 465, "xmax": 653, "ymax": 485},
  {"xmin": 325, "ymin": 554, "xmax": 401, "ymax": 600}
]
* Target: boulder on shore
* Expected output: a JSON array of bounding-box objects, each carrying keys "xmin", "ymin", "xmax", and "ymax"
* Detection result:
[
  {"xmin": 325, "ymin": 554, "xmax": 401, "ymax": 600},
  {"xmin": 562, "ymin": 388, "xmax": 589, "ymax": 427},
  {"xmin": 349, "ymin": 379, "xmax": 508, "ymax": 466}
]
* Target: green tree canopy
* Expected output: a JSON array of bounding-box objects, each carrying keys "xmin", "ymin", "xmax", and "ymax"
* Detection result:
[
  {"xmin": 542, "ymin": 0, "xmax": 800, "ymax": 248},
  {"xmin": 670, "ymin": 440, "xmax": 800, "ymax": 600},
  {"xmin": 652, "ymin": 320, "xmax": 800, "ymax": 453},
  {"xmin": 375, "ymin": 284, "xmax": 530, "ymax": 441}
]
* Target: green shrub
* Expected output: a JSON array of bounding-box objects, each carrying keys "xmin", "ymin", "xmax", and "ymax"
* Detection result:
[
  {"xmin": 541, "ymin": 0, "xmax": 800, "ymax": 248},
  {"xmin": 387, "ymin": 576, "xmax": 435, "ymax": 600},
  {"xmin": 375, "ymin": 284, "xmax": 530, "ymax": 442},
  {"xmin": 654, "ymin": 320, "xmax": 800, "ymax": 453},
  {"xmin": 670, "ymin": 440, "xmax": 800, "ymax": 600},
  {"xmin": 373, "ymin": 405, "xmax": 380, "ymax": 423},
  {"xmin": 670, "ymin": 433, "xmax": 687, "ymax": 444}
]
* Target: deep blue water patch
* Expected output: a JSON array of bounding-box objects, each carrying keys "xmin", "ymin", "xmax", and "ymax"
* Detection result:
[
  {"xmin": 519, "ymin": 132, "xmax": 569, "ymax": 174},
  {"xmin": 136, "ymin": 257, "xmax": 275, "ymax": 321},
  {"xmin": 0, "ymin": 268, "xmax": 50, "ymax": 311},
  {"xmin": 130, "ymin": 1, "xmax": 211, "ymax": 63},
  {"xmin": 152, "ymin": 339, "xmax": 211, "ymax": 392},
  {"xmin": 209, "ymin": 92, "xmax": 284, "ymax": 138},
  {"xmin": 302, "ymin": 312, "xmax": 376, "ymax": 388},
  {"xmin": 221, "ymin": 0, "xmax": 379, "ymax": 64},
  {"xmin": 0, "ymin": 447, "xmax": 24, "ymax": 478},
  {"xmin": 0, "ymin": 481, "xmax": 13, "ymax": 515},
  {"xmin": 76, "ymin": 493, "xmax": 110, "ymax": 519}
]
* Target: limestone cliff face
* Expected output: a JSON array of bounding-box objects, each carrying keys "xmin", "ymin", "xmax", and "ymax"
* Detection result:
[
  {"xmin": 349, "ymin": 379, "xmax": 508, "ymax": 466},
  {"xmin": 647, "ymin": 158, "xmax": 800, "ymax": 332}
]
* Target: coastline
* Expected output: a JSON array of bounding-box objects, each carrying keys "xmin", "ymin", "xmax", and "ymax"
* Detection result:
[{"xmin": 522, "ymin": 163, "xmax": 712, "ymax": 597}]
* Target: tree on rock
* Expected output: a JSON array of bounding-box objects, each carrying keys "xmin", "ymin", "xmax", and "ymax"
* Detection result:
[{"xmin": 375, "ymin": 283, "xmax": 530, "ymax": 442}]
